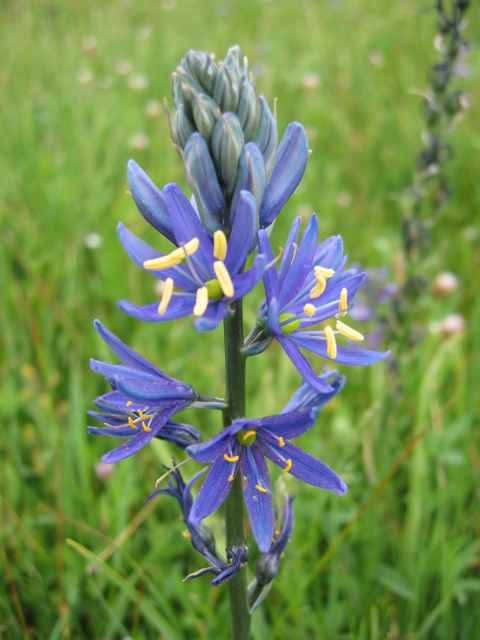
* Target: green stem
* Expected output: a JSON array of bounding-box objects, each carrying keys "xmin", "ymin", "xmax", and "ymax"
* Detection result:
[{"xmin": 223, "ymin": 299, "xmax": 250, "ymax": 640}]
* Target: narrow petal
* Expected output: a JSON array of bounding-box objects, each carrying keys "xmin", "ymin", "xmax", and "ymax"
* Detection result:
[
  {"xmin": 183, "ymin": 467, "xmax": 209, "ymax": 516},
  {"xmin": 224, "ymin": 190, "xmax": 257, "ymax": 275},
  {"xmin": 281, "ymin": 371, "xmax": 346, "ymax": 414},
  {"xmin": 188, "ymin": 456, "xmax": 236, "ymax": 525},
  {"xmin": 231, "ymin": 255, "xmax": 267, "ymax": 300},
  {"xmin": 266, "ymin": 297, "xmax": 282, "ymax": 337},
  {"xmin": 289, "ymin": 334, "xmax": 391, "ymax": 366},
  {"xmin": 118, "ymin": 295, "xmax": 195, "ymax": 323},
  {"xmin": 114, "ymin": 377, "xmax": 194, "ymax": 403},
  {"xmin": 261, "ymin": 439, "xmax": 347, "ymax": 495},
  {"xmin": 278, "ymin": 217, "xmax": 301, "ymax": 291},
  {"xmin": 258, "ymin": 229, "xmax": 279, "ymax": 303},
  {"xmin": 88, "ymin": 423, "xmax": 137, "ymax": 438},
  {"xmin": 279, "ymin": 214, "xmax": 319, "ymax": 308},
  {"xmin": 194, "ymin": 301, "xmax": 227, "ymax": 333},
  {"xmin": 89, "ymin": 359, "xmax": 159, "ymax": 382},
  {"xmin": 94, "ymin": 390, "xmax": 144, "ymax": 412},
  {"xmin": 101, "ymin": 405, "xmax": 181, "ymax": 464},
  {"xmin": 257, "ymin": 407, "xmax": 318, "ymax": 441},
  {"xmin": 117, "ymin": 223, "xmax": 198, "ymax": 292},
  {"xmin": 277, "ymin": 336, "xmax": 334, "ymax": 393},
  {"xmin": 187, "ymin": 430, "xmax": 233, "ymax": 463},
  {"xmin": 241, "ymin": 447, "xmax": 274, "ymax": 552},
  {"xmin": 156, "ymin": 421, "xmax": 201, "ymax": 448},
  {"xmin": 127, "ymin": 160, "xmax": 176, "ymax": 244},
  {"xmin": 259, "ymin": 122, "xmax": 309, "ymax": 227}
]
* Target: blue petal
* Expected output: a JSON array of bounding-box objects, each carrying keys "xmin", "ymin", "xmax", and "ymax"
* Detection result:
[
  {"xmin": 258, "ymin": 229, "xmax": 279, "ymax": 303},
  {"xmin": 266, "ymin": 297, "xmax": 282, "ymax": 337},
  {"xmin": 194, "ymin": 301, "xmax": 227, "ymax": 333},
  {"xmin": 114, "ymin": 377, "xmax": 194, "ymax": 404},
  {"xmin": 279, "ymin": 214, "xmax": 319, "ymax": 308},
  {"xmin": 257, "ymin": 408, "xmax": 318, "ymax": 441},
  {"xmin": 90, "ymin": 359, "xmax": 159, "ymax": 382},
  {"xmin": 157, "ymin": 421, "xmax": 201, "ymax": 448},
  {"xmin": 261, "ymin": 437, "xmax": 347, "ymax": 495},
  {"xmin": 277, "ymin": 336, "xmax": 334, "ymax": 393},
  {"xmin": 313, "ymin": 235, "xmax": 344, "ymax": 269},
  {"xmin": 117, "ymin": 223, "xmax": 198, "ymax": 293},
  {"xmin": 163, "ymin": 184, "xmax": 214, "ymax": 276},
  {"xmin": 118, "ymin": 295, "xmax": 195, "ymax": 323},
  {"xmin": 231, "ymin": 255, "xmax": 267, "ymax": 300},
  {"xmin": 188, "ymin": 456, "xmax": 236, "ymax": 525},
  {"xmin": 254, "ymin": 96, "xmax": 278, "ymax": 180},
  {"xmin": 101, "ymin": 405, "xmax": 183, "ymax": 463},
  {"xmin": 259, "ymin": 122, "xmax": 309, "ymax": 227},
  {"xmin": 183, "ymin": 467, "xmax": 209, "ymax": 516},
  {"xmin": 88, "ymin": 423, "xmax": 136, "ymax": 438},
  {"xmin": 93, "ymin": 321, "xmax": 167, "ymax": 378},
  {"xmin": 187, "ymin": 429, "xmax": 232, "ymax": 463},
  {"xmin": 281, "ymin": 371, "xmax": 346, "ymax": 414},
  {"xmin": 241, "ymin": 447, "xmax": 274, "ymax": 552},
  {"xmin": 224, "ymin": 190, "xmax": 257, "ymax": 275},
  {"xmin": 278, "ymin": 217, "xmax": 301, "ymax": 291},
  {"xmin": 289, "ymin": 333, "xmax": 391, "ymax": 366},
  {"xmin": 127, "ymin": 160, "xmax": 176, "ymax": 245},
  {"xmin": 230, "ymin": 143, "xmax": 267, "ymax": 224},
  {"xmin": 94, "ymin": 390, "xmax": 143, "ymax": 412}
]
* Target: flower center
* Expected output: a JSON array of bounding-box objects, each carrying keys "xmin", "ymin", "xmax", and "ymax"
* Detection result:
[
  {"xmin": 205, "ymin": 279, "xmax": 223, "ymax": 301},
  {"xmin": 279, "ymin": 313, "xmax": 300, "ymax": 335},
  {"xmin": 236, "ymin": 429, "xmax": 257, "ymax": 447}
]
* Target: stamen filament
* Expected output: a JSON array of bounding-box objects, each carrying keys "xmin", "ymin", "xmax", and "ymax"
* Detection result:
[
  {"xmin": 128, "ymin": 417, "xmax": 138, "ymax": 430},
  {"xmin": 324, "ymin": 325, "xmax": 337, "ymax": 359},
  {"xmin": 255, "ymin": 484, "xmax": 267, "ymax": 493},
  {"xmin": 224, "ymin": 454, "xmax": 240, "ymax": 462},
  {"xmin": 310, "ymin": 274, "xmax": 326, "ymax": 299},
  {"xmin": 291, "ymin": 243, "xmax": 298, "ymax": 264},
  {"xmin": 339, "ymin": 287, "xmax": 348, "ymax": 317},
  {"xmin": 314, "ymin": 266, "xmax": 335, "ymax": 279},
  {"xmin": 336, "ymin": 320, "xmax": 364, "ymax": 341},
  {"xmin": 213, "ymin": 261, "xmax": 234, "ymax": 298},
  {"xmin": 213, "ymin": 230, "xmax": 227, "ymax": 261},
  {"xmin": 158, "ymin": 277, "xmax": 174, "ymax": 315},
  {"xmin": 193, "ymin": 287, "xmax": 209, "ymax": 316},
  {"xmin": 284, "ymin": 459, "xmax": 292, "ymax": 473},
  {"xmin": 303, "ymin": 303, "xmax": 315, "ymax": 317}
]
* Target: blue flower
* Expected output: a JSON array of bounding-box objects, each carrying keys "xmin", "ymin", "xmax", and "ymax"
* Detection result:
[
  {"xmin": 243, "ymin": 214, "xmax": 390, "ymax": 393},
  {"xmin": 118, "ymin": 175, "xmax": 266, "ymax": 332},
  {"xmin": 88, "ymin": 320, "xmax": 201, "ymax": 463},
  {"xmin": 184, "ymin": 546, "xmax": 249, "ymax": 587},
  {"xmin": 146, "ymin": 465, "xmax": 216, "ymax": 556},
  {"xmin": 256, "ymin": 493, "xmax": 295, "ymax": 586},
  {"xmin": 186, "ymin": 370, "xmax": 346, "ymax": 552}
]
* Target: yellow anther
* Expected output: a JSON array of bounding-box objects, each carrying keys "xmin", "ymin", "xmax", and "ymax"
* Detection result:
[
  {"xmin": 278, "ymin": 437, "xmax": 286, "ymax": 448},
  {"xmin": 243, "ymin": 476, "xmax": 247, "ymax": 482},
  {"xmin": 143, "ymin": 238, "xmax": 199, "ymax": 270},
  {"xmin": 280, "ymin": 552, "xmax": 285, "ymax": 559},
  {"xmin": 158, "ymin": 277, "xmax": 174, "ymax": 315},
  {"xmin": 137, "ymin": 409, "xmax": 150, "ymax": 420},
  {"xmin": 284, "ymin": 459, "xmax": 292, "ymax": 473},
  {"xmin": 339, "ymin": 287, "xmax": 348, "ymax": 317},
  {"xmin": 182, "ymin": 530, "xmax": 191, "ymax": 539},
  {"xmin": 142, "ymin": 421, "xmax": 152, "ymax": 433},
  {"xmin": 228, "ymin": 475, "xmax": 234, "ymax": 482},
  {"xmin": 303, "ymin": 303, "xmax": 315, "ymax": 317},
  {"xmin": 213, "ymin": 230, "xmax": 228, "ymax": 261},
  {"xmin": 324, "ymin": 326, "xmax": 337, "ymax": 359},
  {"xmin": 213, "ymin": 261, "xmax": 234, "ymax": 298},
  {"xmin": 193, "ymin": 287, "xmax": 209, "ymax": 317},
  {"xmin": 336, "ymin": 320, "xmax": 364, "ymax": 342},
  {"xmin": 314, "ymin": 266, "xmax": 335, "ymax": 279},
  {"xmin": 224, "ymin": 454, "xmax": 240, "ymax": 463},
  {"xmin": 126, "ymin": 401, "xmax": 133, "ymax": 407},
  {"xmin": 243, "ymin": 430, "xmax": 256, "ymax": 442},
  {"xmin": 310, "ymin": 274, "xmax": 326, "ymax": 299},
  {"xmin": 128, "ymin": 417, "xmax": 138, "ymax": 430},
  {"xmin": 255, "ymin": 484, "xmax": 267, "ymax": 493}
]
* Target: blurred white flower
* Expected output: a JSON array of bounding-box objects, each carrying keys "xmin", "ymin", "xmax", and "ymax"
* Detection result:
[
  {"xmin": 439, "ymin": 313, "xmax": 466, "ymax": 338},
  {"xmin": 95, "ymin": 461, "xmax": 115, "ymax": 481},
  {"xmin": 129, "ymin": 74, "xmax": 149, "ymax": 91},
  {"xmin": 369, "ymin": 51, "xmax": 386, "ymax": 69},
  {"xmin": 82, "ymin": 34, "xmax": 98, "ymax": 55},
  {"xmin": 129, "ymin": 133, "xmax": 150, "ymax": 150},
  {"xmin": 84, "ymin": 233, "xmax": 103, "ymax": 249},
  {"xmin": 337, "ymin": 191, "xmax": 352, "ymax": 208},
  {"xmin": 432, "ymin": 272, "xmax": 459, "ymax": 297},
  {"xmin": 145, "ymin": 99, "xmax": 163, "ymax": 119},
  {"xmin": 116, "ymin": 59, "xmax": 133, "ymax": 76},
  {"xmin": 77, "ymin": 69, "xmax": 93, "ymax": 85},
  {"xmin": 301, "ymin": 72, "xmax": 322, "ymax": 90}
]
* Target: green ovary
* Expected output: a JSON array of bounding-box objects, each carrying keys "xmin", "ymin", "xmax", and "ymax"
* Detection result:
[
  {"xmin": 205, "ymin": 279, "xmax": 223, "ymax": 301},
  {"xmin": 236, "ymin": 429, "xmax": 257, "ymax": 447},
  {"xmin": 279, "ymin": 313, "xmax": 300, "ymax": 334}
]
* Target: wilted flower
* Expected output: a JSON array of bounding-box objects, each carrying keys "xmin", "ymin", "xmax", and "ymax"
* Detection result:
[
  {"xmin": 243, "ymin": 215, "xmax": 390, "ymax": 393},
  {"xmin": 185, "ymin": 546, "xmax": 249, "ymax": 586},
  {"xmin": 187, "ymin": 370, "xmax": 346, "ymax": 551}
]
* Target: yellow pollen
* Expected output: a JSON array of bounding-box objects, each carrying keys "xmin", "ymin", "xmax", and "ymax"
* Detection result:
[
  {"xmin": 243, "ymin": 430, "xmax": 256, "ymax": 442},
  {"xmin": 193, "ymin": 287, "xmax": 209, "ymax": 317},
  {"xmin": 158, "ymin": 277, "xmax": 174, "ymax": 315},
  {"xmin": 137, "ymin": 409, "xmax": 150, "ymax": 420},
  {"xmin": 228, "ymin": 475, "xmax": 234, "ymax": 482},
  {"xmin": 255, "ymin": 484, "xmax": 267, "ymax": 493},
  {"xmin": 303, "ymin": 303, "xmax": 315, "ymax": 317},
  {"xmin": 126, "ymin": 401, "xmax": 133, "ymax": 407},
  {"xmin": 284, "ymin": 459, "xmax": 292, "ymax": 473},
  {"xmin": 339, "ymin": 287, "xmax": 348, "ymax": 317},
  {"xmin": 128, "ymin": 417, "xmax": 138, "ymax": 430},
  {"xmin": 278, "ymin": 437, "xmax": 285, "ymax": 448},
  {"xmin": 325, "ymin": 326, "xmax": 337, "ymax": 359},
  {"xmin": 310, "ymin": 274, "xmax": 326, "ymax": 299},
  {"xmin": 336, "ymin": 320, "xmax": 364, "ymax": 342},
  {"xmin": 143, "ymin": 238, "xmax": 199, "ymax": 270},
  {"xmin": 224, "ymin": 454, "xmax": 240, "ymax": 463},
  {"xmin": 280, "ymin": 552, "xmax": 285, "ymax": 559},
  {"xmin": 142, "ymin": 421, "xmax": 152, "ymax": 433},
  {"xmin": 213, "ymin": 230, "xmax": 228, "ymax": 261},
  {"xmin": 314, "ymin": 266, "xmax": 335, "ymax": 279},
  {"xmin": 182, "ymin": 530, "xmax": 191, "ymax": 539},
  {"xmin": 243, "ymin": 476, "xmax": 247, "ymax": 482},
  {"xmin": 213, "ymin": 261, "xmax": 234, "ymax": 298}
]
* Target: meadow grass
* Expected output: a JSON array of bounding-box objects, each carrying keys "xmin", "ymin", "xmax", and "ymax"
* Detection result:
[{"xmin": 1, "ymin": 0, "xmax": 479, "ymax": 638}]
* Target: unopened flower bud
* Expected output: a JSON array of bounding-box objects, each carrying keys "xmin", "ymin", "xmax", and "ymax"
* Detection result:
[
  {"xmin": 230, "ymin": 143, "xmax": 266, "ymax": 224},
  {"xmin": 432, "ymin": 272, "xmax": 459, "ymax": 297},
  {"xmin": 236, "ymin": 79, "xmax": 261, "ymax": 141},
  {"xmin": 254, "ymin": 96, "xmax": 278, "ymax": 180},
  {"xmin": 174, "ymin": 104, "xmax": 196, "ymax": 148},
  {"xmin": 174, "ymin": 68, "xmax": 204, "ymax": 117},
  {"xmin": 430, "ymin": 63, "xmax": 450, "ymax": 93},
  {"xmin": 184, "ymin": 50, "xmax": 218, "ymax": 95},
  {"xmin": 439, "ymin": 313, "xmax": 466, "ymax": 338},
  {"xmin": 213, "ymin": 47, "xmax": 244, "ymax": 113},
  {"xmin": 211, "ymin": 112, "xmax": 245, "ymax": 195},
  {"xmin": 192, "ymin": 92, "xmax": 219, "ymax": 142}
]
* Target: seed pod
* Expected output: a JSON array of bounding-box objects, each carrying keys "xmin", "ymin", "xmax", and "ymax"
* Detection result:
[
  {"xmin": 236, "ymin": 78, "xmax": 261, "ymax": 141},
  {"xmin": 192, "ymin": 93, "xmax": 220, "ymax": 143},
  {"xmin": 255, "ymin": 96, "xmax": 278, "ymax": 180},
  {"xmin": 211, "ymin": 112, "xmax": 245, "ymax": 196},
  {"xmin": 230, "ymin": 142, "xmax": 266, "ymax": 225},
  {"xmin": 174, "ymin": 104, "xmax": 196, "ymax": 149},
  {"xmin": 213, "ymin": 47, "xmax": 244, "ymax": 113},
  {"xmin": 184, "ymin": 50, "xmax": 218, "ymax": 96}
]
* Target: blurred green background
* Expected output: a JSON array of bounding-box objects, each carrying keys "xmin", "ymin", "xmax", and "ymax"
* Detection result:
[{"xmin": 1, "ymin": 0, "xmax": 479, "ymax": 638}]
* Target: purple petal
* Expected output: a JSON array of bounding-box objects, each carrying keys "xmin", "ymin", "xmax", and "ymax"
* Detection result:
[
  {"xmin": 266, "ymin": 297, "xmax": 282, "ymax": 337},
  {"xmin": 188, "ymin": 456, "xmax": 236, "ymax": 524},
  {"xmin": 94, "ymin": 390, "xmax": 144, "ymax": 412},
  {"xmin": 231, "ymin": 255, "xmax": 267, "ymax": 300},
  {"xmin": 278, "ymin": 217, "xmax": 301, "ymax": 291},
  {"xmin": 88, "ymin": 423, "xmax": 137, "ymax": 438},
  {"xmin": 261, "ymin": 438, "xmax": 347, "ymax": 495},
  {"xmin": 127, "ymin": 160, "xmax": 176, "ymax": 245},
  {"xmin": 224, "ymin": 190, "xmax": 257, "ymax": 275},
  {"xmin": 281, "ymin": 371, "xmax": 345, "ymax": 414},
  {"xmin": 194, "ymin": 301, "xmax": 227, "ymax": 333},
  {"xmin": 118, "ymin": 295, "xmax": 195, "ymax": 322},
  {"xmin": 313, "ymin": 235, "xmax": 344, "ymax": 269},
  {"xmin": 257, "ymin": 408, "xmax": 318, "ymax": 441},
  {"xmin": 241, "ymin": 447, "xmax": 274, "ymax": 552},
  {"xmin": 117, "ymin": 223, "xmax": 198, "ymax": 292},
  {"xmin": 90, "ymin": 359, "xmax": 159, "ymax": 383},
  {"xmin": 114, "ymin": 377, "xmax": 194, "ymax": 404},
  {"xmin": 258, "ymin": 229, "xmax": 279, "ymax": 303},
  {"xmin": 277, "ymin": 336, "xmax": 333, "ymax": 393},
  {"xmin": 259, "ymin": 122, "xmax": 309, "ymax": 227},
  {"xmin": 279, "ymin": 214, "xmax": 319, "ymax": 308},
  {"xmin": 290, "ymin": 333, "xmax": 391, "ymax": 366},
  {"xmin": 187, "ymin": 430, "xmax": 233, "ymax": 463}
]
